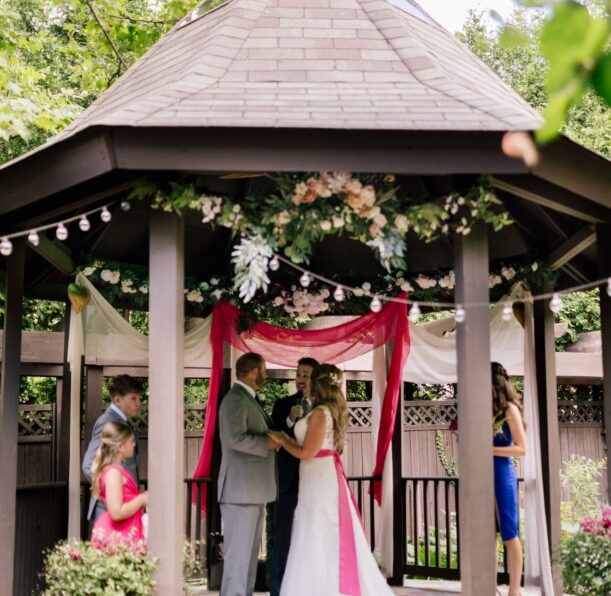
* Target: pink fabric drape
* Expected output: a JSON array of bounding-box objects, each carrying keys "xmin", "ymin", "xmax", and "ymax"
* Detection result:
[{"xmin": 193, "ymin": 295, "xmax": 410, "ymax": 510}]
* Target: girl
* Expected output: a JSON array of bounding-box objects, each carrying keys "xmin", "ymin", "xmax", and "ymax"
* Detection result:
[
  {"xmin": 492, "ymin": 362, "xmax": 527, "ymax": 596},
  {"xmin": 90, "ymin": 421, "xmax": 148, "ymax": 549}
]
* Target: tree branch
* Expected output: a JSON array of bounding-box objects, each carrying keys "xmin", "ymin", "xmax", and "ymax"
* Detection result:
[
  {"xmin": 84, "ymin": 1, "xmax": 127, "ymax": 74},
  {"xmin": 107, "ymin": 14, "xmax": 177, "ymax": 26}
]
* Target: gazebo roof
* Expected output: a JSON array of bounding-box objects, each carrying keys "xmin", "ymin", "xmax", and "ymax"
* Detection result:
[{"xmin": 53, "ymin": 0, "xmax": 540, "ymax": 138}]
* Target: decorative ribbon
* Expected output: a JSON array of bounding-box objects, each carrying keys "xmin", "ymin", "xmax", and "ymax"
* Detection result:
[{"xmin": 316, "ymin": 449, "xmax": 362, "ymax": 596}]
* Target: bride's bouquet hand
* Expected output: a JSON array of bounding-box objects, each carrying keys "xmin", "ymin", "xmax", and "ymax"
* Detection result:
[{"xmin": 268, "ymin": 430, "xmax": 287, "ymax": 447}]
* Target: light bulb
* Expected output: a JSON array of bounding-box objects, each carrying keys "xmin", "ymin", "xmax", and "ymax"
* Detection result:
[
  {"xmin": 370, "ymin": 295, "xmax": 382, "ymax": 313},
  {"xmin": 79, "ymin": 216, "xmax": 90, "ymax": 232},
  {"xmin": 333, "ymin": 286, "xmax": 345, "ymax": 302},
  {"xmin": 300, "ymin": 272, "xmax": 311, "ymax": 288},
  {"xmin": 120, "ymin": 201, "xmax": 131, "ymax": 212},
  {"xmin": 502, "ymin": 301, "xmax": 513, "ymax": 322},
  {"xmin": 56, "ymin": 223, "xmax": 68, "ymax": 241},
  {"xmin": 549, "ymin": 292, "xmax": 562, "ymax": 314},
  {"xmin": 0, "ymin": 237, "xmax": 13, "ymax": 256},
  {"xmin": 100, "ymin": 207, "xmax": 112, "ymax": 223},
  {"xmin": 27, "ymin": 230, "xmax": 40, "ymax": 247},
  {"xmin": 607, "ymin": 277, "xmax": 611, "ymax": 298},
  {"xmin": 409, "ymin": 302, "xmax": 421, "ymax": 321},
  {"xmin": 269, "ymin": 256, "xmax": 280, "ymax": 271},
  {"xmin": 454, "ymin": 304, "xmax": 466, "ymax": 323}
]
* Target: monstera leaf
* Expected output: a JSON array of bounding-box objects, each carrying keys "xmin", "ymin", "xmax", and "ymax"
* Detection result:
[{"xmin": 67, "ymin": 283, "xmax": 90, "ymax": 314}]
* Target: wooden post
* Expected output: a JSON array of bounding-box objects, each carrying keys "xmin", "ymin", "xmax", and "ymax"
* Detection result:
[
  {"xmin": 596, "ymin": 224, "xmax": 611, "ymax": 502},
  {"xmin": 533, "ymin": 291, "xmax": 563, "ymax": 594},
  {"xmin": 83, "ymin": 365, "xmax": 104, "ymax": 452},
  {"xmin": 56, "ymin": 304, "xmax": 72, "ymax": 483},
  {"xmin": 454, "ymin": 222, "xmax": 496, "ymax": 594},
  {"xmin": 0, "ymin": 237, "xmax": 25, "ymax": 596},
  {"xmin": 149, "ymin": 212, "xmax": 185, "ymax": 594}
]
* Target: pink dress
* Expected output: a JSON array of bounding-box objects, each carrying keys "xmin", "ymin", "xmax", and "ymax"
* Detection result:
[{"xmin": 92, "ymin": 465, "xmax": 144, "ymax": 549}]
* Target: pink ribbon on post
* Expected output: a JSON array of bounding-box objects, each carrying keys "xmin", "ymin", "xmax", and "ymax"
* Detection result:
[{"xmin": 316, "ymin": 449, "xmax": 362, "ymax": 596}]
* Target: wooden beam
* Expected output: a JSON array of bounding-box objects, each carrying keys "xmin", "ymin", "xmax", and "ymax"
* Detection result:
[
  {"xmin": 56, "ymin": 304, "xmax": 72, "ymax": 485},
  {"xmin": 30, "ymin": 233, "xmax": 75, "ymax": 276},
  {"xmin": 492, "ymin": 175, "xmax": 611, "ymax": 223},
  {"xmin": 533, "ymin": 294, "xmax": 563, "ymax": 593},
  {"xmin": 547, "ymin": 226, "xmax": 596, "ymax": 270},
  {"xmin": 597, "ymin": 224, "xmax": 611, "ymax": 501},
  {"xmin": 148, "ymin": 212, "xmax": 185, "ymax": 593},
  {"xmin": 0, "ymin": 237, "xmax": 25, "ymax": 596},
  {"xmin": 454, "ymin": 222, "xmax": 496, "ymax": 594}
]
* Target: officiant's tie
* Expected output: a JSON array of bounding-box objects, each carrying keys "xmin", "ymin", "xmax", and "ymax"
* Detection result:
[{"xmin": 316, "ymin": 449, "xmax": 362, "ymax": 596}]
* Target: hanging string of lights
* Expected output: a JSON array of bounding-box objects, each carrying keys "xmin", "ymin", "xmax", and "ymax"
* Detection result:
[{"xmin": 1, "ymin": 202, "xmax": 609, "ymax": 324}]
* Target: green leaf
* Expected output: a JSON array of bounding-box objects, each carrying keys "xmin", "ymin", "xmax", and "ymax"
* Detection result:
[
  {"xmin": 592, "ymin": 52, "xmax": 611, "ymax": 107},
  {"xmin": 499, "ymin": 25, "xmax": 529, "ymax": 49}
]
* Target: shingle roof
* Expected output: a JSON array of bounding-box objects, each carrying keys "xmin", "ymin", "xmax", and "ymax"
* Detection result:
[{"xmin": 56, "ymin": 0, "xmax": 542, "ymax": 140}]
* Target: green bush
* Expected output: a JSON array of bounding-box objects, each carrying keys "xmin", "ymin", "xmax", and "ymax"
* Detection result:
[{"xmin": 42, "ymin": 539, "xmax": 156, "ymax": 595}]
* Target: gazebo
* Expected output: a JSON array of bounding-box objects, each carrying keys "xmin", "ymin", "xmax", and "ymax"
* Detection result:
[{"xmin": 1, "ymin": 0, "xmax": 610, "ymax": 594}]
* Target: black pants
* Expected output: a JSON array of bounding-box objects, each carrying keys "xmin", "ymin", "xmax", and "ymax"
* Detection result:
[{"xmin": 269, "ymin": 488, "xmax": 298, "ymax": 596}]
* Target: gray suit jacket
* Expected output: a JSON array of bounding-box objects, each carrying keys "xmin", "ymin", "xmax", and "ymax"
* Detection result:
[
  {"xmin": 218, "ymin": 383, "xmax": 277, "ymax": 505},
  {"xmin": 82, "ymin": 407, "xmax": 139, "ymax": 519}
]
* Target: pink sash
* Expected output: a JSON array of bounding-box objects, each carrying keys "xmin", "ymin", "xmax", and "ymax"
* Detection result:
[{"xmin": 316, "ymin": 449, "xmax": 362, "ymax": 596}]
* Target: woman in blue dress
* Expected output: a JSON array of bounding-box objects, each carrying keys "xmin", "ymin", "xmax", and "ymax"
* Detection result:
[{"xmin": 491, "ymin": 362, "xmax": 527, "ymax": 596}]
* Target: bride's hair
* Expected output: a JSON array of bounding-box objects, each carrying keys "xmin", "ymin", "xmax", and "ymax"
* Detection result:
[
  {"xmin": 310, "ymin": 364, "xmax": 348, "ymax": 451},
  {"xmin": 91, "ymin": 421, "xmax": 133, "ymax": 498}
]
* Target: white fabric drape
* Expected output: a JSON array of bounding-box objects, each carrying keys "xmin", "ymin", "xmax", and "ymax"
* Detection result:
[{"xmin": 522, "ymin": 297, "xmax": 555, "ymax": 593}]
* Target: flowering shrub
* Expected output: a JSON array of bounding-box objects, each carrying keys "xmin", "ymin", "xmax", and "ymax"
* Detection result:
[
  {"xmin": 561, "ymin": 507, "xmax": 611, "ymax": 595},
  {"xmin": 42, "ymin": 538, "xmax": 156, "ymax": 595}
]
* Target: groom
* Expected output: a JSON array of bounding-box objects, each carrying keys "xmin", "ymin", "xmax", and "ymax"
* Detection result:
[
  {"xmin": 269, "ymin": 357, "xmax": 319, "ymax": 596},
  {"xmin": 218, "ymin": 352, "xmax": 277, "ymax": 596}
]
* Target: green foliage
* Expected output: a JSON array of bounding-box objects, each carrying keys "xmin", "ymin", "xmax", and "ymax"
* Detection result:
[
  {"xmin": 184, "ymin": 378, "xmax": 208, "ymax": 406},
  {"xmin": 346, "ymin": 380, "xmax": 369, "ymax": 402},
  {"xmin": 560, "ymin": 455, "xmax": 607, "ymax": 533},
  {"xmin": 20, "ymin": 376, "xmax": 57, "ymax": 404},
  {"xmin": 0, "ymin": 287, "xmax": 65, "ymax": 331},
  {"xmin": 42, "ymin": 539, "xmax": 157, "ymax": 595},
  {"xmin": 458, "ymin": 2, "xmax": 611, "ymax": 155},
  {"xmin": 434, "ymin": 430, "xmax": 458, "ymax": 477},
  {"xmin": 561, "ymin": 530, "xmax": 611, "ymax": 595},
  {"xmin": 555, "ymin": 289, "xmax": 601, "ymax": 351}
]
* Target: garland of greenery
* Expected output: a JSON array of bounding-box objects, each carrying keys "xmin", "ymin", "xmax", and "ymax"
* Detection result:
[
  {"xmin": 128, "ymin": 173, "xmax": 514, "ymax": 302},
  {"xmin": 434, "ymin": 430, "xmax": 458, "ymax": 477}
]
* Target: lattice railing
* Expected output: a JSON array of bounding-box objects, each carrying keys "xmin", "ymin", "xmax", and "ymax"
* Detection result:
[
  {"xmin": 184, "ymin": 404, "xmax": 207, "ymax": 433},
  {"xmin": 404, "ymin": 400, "xmax": 457, "ymax": 427},
  {"xmin": 18, "ymin": 404, "xmax": 54, "ymax": 437},
  {"xmin": 348, "ymin": 403, "xmax": 373, "ymax": 428},
  {"xmin": 557, "ymin": 401, "xmax": 603, "ymax": 425}
]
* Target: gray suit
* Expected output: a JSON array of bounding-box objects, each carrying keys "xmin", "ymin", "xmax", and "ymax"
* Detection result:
[
  {"xmin": 82, "ymin": 406, "xmax": 139, "ymax": 522},
  {"xmin": 218, "ymin": 383, "xmax": 277, "ymax": 596}
]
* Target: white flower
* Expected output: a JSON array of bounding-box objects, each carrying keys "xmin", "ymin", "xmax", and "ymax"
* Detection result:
[
  {"xmin": 361, "ymin": 282, "xmax": 371, "ymax": 292},
  {"xmin": 332, "ymin": 215, "xmax": 345, "ymax": 229},
  {"xmin": 101, "ymin": 269, "xmax": 120, "ymax": 284},
  {"xmin": 186, "ymin": 289, "xmax": 204, "ymax": 303},
  {"xmin": 139, "ymin": 286, "xmax": 149, "ymax": 294},
  {"xmin": 501, "ymin": 266, "xmax": 516, "ymax": 280},
  {"xmin": 400, "ymin": 281, "xmax": 415, "ymax": 293},
  {"xmin": 531, "ymin": 262, "xmax": 539, "ymax": 272},
  {"xmin": 212, "ymin": 289, "xmax": 223, "ymax": 300},
  {"xmin": 320, "ymin": 220, "xmax": 332, "ymax": 231},
  {"xmin": 488, "ymin": 274, "xmax": 502, "ymax": 288},
  {"xmin": 275, "ymin": 211, "xmax": 291, "ymax": 226},
  {"xmin": 83, "ymin": 266, "xmax": 97, "ymax": 276},
  {"xmin": 457, "ymin": 196, "xmax": 465, "ymax": 206},
  {"xmin": 394, "ymin": 214, "xmax": 408, "ymax": 233},
  {"xmin": 415, "ymin": 275, "xmax": 437, "ymax": 289},
  {"xmin": 450, "ymin": 204, "xmax": 458, "ymax": 215},
  {"xmin": 232, "ymin": 204, "xmax": 241, "ymax": 213},
  {"xmin": 373, "ymin": 213, "xmax": 387, "ymax": 228},
  {"xmin": 211, "ymin": 277, "xmax": 219, "ymax": 285},
  {"xmin": 353, "ymin": 288, "xmax": 365, "ymax": 297},
  {"xmin": 121, "ymin": 279, "xmax": 136, "ymax": 294},
  {"xmin": 273, "ymin": 296, "xmax": 284, "ymax": 306}
]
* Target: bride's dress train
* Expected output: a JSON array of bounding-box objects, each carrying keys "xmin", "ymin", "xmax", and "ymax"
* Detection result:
[{"xmin": 280, "ymin": 406, "xmax": 394, "ymax": 596}]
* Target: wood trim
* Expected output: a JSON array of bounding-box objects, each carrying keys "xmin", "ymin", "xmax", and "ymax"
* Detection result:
[
  {"xmin": 454, "ymin": 221, "xmax": 496, "ymax": 594},
  {"xmin": 29, "ymin": 233, "xmax": 75, "ymax": 276},
  {"xmin": 547, "ymin": 226, "xmax": 596, "ymax": 270},
  {"xmin": 0, "ymin": 237, "xmax": 25, "ymax": 596}
]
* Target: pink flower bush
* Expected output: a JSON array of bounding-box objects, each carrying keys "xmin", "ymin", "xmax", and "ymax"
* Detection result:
[{"xmin": 580, "ymin": 507, "xmax": 611, "ymax": 537}]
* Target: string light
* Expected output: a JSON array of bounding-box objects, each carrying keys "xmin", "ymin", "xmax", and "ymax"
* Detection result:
[
  {"xmin": 100, "ymin": 207, "xmax": 112, "ymax": 223},
  {"xmin": 79, "ymin": 216, "xmax": 90, "ymax": 232},
  {"xmin": 502, "ymin": 301, "xmax": 513, "ymax": 322},
  {"xmin": 607, "ymin": 277, "xmax": 611, "ymax": 298},
  {"xmin": 454, "ymin": 304, "xmax": 466, "ymax": 323},
  {"xmin": 370, "ymin": 295, "xmax": 382, "ymax": 313},
  {"xmin": 56, "ymin": 223, "xmax": 68, "ymax": 241},
  {"xmin": 409, "ymin": 302, "xmax": 421, "ymax": 321},
  {"xmin": 549, "ymin": 292, "xmax": 562, "ymax": 314},
  {"xmin": 27, "ymin": 231, "xmax": 40, "ymax": 247},
  {"xmin": 333, "ymin": 286, "xmax": 345, "ymax": 302},
  {"xmin": 269, "ymin": 256, "xmax": 280, "ymax": 271},
  {"xmin": 120, "ymin": 201, "xmax": 131, "ymax": 212},
  {"xmin": 299, "ymin": 272, "xmax": 311, "ymax": 288},
  {"xmin": 0, "ymin": 237, "xmax": 13, "ymax": 256}
]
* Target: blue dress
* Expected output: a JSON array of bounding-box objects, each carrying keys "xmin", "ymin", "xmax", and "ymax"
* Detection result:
[{"xmin": 493, "ymin": 421, "xmax": 519, "ymax": 541}]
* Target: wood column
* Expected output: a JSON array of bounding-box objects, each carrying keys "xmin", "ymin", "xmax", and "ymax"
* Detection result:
[
  {"xmin": 149, "ymin": 212, "xmax": 185, "ymax": 594},
  {"xmin": 454, "ymin": 222, "xmax": 496, "ymax": 594},
  {"xmin": 0, "ymin": 238, "xmax": 25, "ymax": 596},
  {"xmin": 533, "ymin": 292, "xmax": 562, "ymax": 594},
  {"xmin": 83, "ymin": 365, "xmax": 104, "ymax": 452},
  {"xmin": 597, "ymin": 224, "xmax": 611, "ymax": 502},
  {"xmin": 56, "ymin": 304, "xmax": 72, "ymax": 483}
]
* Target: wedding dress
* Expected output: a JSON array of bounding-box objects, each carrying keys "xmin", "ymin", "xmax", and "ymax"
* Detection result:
[{"xmin": 280, "ymin": 406, "xmax": 394, "ymax": 596}]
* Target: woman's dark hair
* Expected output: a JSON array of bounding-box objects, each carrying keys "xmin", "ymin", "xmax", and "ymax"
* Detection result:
[{"xmin": 491, "ymin": 362, "xmax": 526, "ymax": 427}]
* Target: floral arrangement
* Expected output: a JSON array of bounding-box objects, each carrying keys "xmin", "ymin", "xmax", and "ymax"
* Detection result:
[
  {"xmin": 128, "ymin": 173, "xmax": 514, "ymax": 302},
  {"xmin": 561, "ymin": 507, "xmax": 611, "ymax": 595},
  {"xmin": 42, "ymin": 537, "xmax": 156, "ymax": 595}
]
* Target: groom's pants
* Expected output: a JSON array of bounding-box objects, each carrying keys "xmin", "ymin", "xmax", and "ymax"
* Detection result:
[{"xmin": 220, "ymin": 503, "xmax": 265, "ymax": 596}]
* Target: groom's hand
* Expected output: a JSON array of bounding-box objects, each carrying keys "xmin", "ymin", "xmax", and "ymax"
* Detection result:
[{"xmin": 289, "ymin": 405, "xmax": 303, "ymax": 422}]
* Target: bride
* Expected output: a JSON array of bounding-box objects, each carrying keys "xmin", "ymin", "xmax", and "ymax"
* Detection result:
[{"xmin": 269, "ymin": 364, "xmax": 394, "ymax": 596}]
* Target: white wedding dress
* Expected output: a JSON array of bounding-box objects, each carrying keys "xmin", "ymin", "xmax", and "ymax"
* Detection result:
[{"xmin": 280, "ymin": 406, "xmax": 394, "ymax": 596}]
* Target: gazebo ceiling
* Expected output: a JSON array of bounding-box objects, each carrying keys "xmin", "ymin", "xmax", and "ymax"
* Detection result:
[{"xmin": 0, "ymin": 0, "xmax": 609, "ymax": 302}]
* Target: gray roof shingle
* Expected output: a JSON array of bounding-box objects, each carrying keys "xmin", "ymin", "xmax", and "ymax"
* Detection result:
[{"xmin": 55, "ymin": 0, "xmax": 541, "ymax": 140}]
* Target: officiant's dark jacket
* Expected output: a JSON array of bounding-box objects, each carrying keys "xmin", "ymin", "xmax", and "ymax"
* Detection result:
[{"xmin": 271, "ymin": 392, "xmax": 307, "ymax": 494}]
